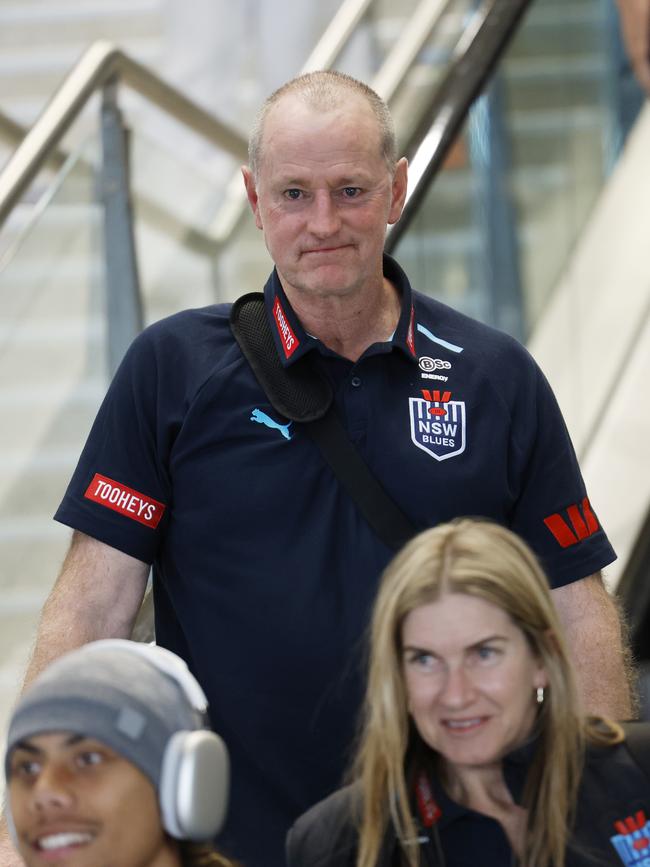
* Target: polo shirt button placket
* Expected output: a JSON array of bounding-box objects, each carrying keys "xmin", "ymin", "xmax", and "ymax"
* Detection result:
[{"xmin": 350, "ymin": 376, "xmax": 362, "ymax": 388}]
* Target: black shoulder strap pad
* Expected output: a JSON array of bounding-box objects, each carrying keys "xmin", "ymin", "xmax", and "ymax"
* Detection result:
[
  {"xmin": 230, "ymin": 293, "xmax": 332, "ymax": 423},
  {"xmin": 230, "ymin": 292, "xmax": 417, "ymax": 550}
]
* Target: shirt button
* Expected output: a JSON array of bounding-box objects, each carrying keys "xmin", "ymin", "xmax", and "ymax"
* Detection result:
[{"xmin": 351, "ymin": 376, "xmax": 362, "ymax": 387}]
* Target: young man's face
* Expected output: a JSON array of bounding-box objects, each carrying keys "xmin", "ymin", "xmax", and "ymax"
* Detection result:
[{"xmin": 7, "ymin": 732, "xmax": 178, "ymax": 867}]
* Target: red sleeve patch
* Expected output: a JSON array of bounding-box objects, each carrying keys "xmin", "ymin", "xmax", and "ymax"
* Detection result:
[
  {"xmin": 543, "ymin": 497, "xmax": 599, "ymax": 548},
  {"xmin": 84, "ymin": 473, "xmax": 165, "ymax": 529}
]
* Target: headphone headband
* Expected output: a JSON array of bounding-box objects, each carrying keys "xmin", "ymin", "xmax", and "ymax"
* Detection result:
[{"xmin": 83, "ymin": 639, "xmax": 208, "ymax": 715}]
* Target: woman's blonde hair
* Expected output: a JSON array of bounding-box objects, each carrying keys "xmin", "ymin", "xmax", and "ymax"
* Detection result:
[{"xmin": 353, "ymin": 518, "xmax": 621, "ymax": 867}]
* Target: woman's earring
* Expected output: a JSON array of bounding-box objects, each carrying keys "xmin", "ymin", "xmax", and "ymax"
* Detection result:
[{"xmin": 536, "ymin": 686, "xmax": 545, "ymax": 705}]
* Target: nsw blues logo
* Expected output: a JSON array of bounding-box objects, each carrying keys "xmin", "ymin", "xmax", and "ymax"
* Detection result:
[
  {"xmin": 610, "ymin": 811, "xmax": 650, "ymax": 866},
  {"xmin": 409, "ymin": 389, "xmax": 466, "ymax": 461}
]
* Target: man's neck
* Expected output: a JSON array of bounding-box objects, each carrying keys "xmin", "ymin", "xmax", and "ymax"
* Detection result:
[{"xmin": 283, "ymin": 277, "xmax": 402, "ymax": 362}]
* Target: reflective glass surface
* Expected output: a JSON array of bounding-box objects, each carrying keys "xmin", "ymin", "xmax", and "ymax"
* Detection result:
[
  {"xmin": 393, "ymin": 0, "xmax": 637, "ymax": 341},
  {"xmin": 0, "ymin": 139, "xmax": 106, "ymax": 748}
]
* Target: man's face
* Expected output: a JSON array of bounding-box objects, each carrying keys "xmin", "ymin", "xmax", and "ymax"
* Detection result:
[
  {"xmin": 7, "ymin": 732, "xmax": 177, "ymax": 867},
  {"xmin": 243, "ymin": 94, "xmax": 408, "ymax": 303}
]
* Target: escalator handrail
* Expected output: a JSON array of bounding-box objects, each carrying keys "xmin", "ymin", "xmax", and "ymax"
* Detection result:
[
  {"xmin": 209, "ymin": 0, "xmax": 455, "ymax": 245},
  {"xmin": 0, "ymin": 108, "xmax": 33, "ymax": 152},
  {"xmin": 0, "ymin": 40, "xmax": 248, "ymax": 230},
  {"xmin": 386, "ymin": 0, "xmax": 533, "ymax": 251},
  {"xmin": 373, "ymin": 0, "xmax": 454, "ymax": 103},
  {"xmin": 302, "ymin": 0, "xmax": 376, "ymax": 71}
]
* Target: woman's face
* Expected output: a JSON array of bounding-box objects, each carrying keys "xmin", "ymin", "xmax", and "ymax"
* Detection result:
[{"xmin": 401, "ymin": 593, "xmax": 548, "ymax": 772}]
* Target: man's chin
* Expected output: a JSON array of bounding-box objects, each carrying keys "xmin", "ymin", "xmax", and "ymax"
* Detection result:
[{"xmin": 282, "ymin": 267, "xmax": 365, "ymax": 300}]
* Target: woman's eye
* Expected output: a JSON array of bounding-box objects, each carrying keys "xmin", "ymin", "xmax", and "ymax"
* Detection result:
[
  {"xmin": 475, "ymin": 645, "xmax": 500, "ymax": 662},
  {"xmin": 406, "ymin": 650, "xmax": 438, "ymax": 670}
]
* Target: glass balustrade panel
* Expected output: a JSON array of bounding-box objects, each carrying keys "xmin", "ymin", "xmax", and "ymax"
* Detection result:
[
  {"xmin": 392, "ymin": 0, "xmax": 636, "ymax": 341},
  {"xmin": 127, "ymin": 125, "xmax": 237, "ymax": 316},
  {"xmin": 0, "ymin": 137, "xmax": 107, "ymax": 760}
]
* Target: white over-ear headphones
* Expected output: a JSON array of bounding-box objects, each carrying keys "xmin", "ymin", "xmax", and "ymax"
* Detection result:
[
  {"xmin": 85, "ymin": 639, "xmax": 210, "ymax": 717},
  {"xmin": 80, "ymin": 640, "xmax": 229, "ymax": 841},
  {"xmin": 4, "ymin": 640, "xmax": 229, "ymax": 844},
  {"xmin": 159, "ymin": 728, "xmax": 229, "ymax": 840}
]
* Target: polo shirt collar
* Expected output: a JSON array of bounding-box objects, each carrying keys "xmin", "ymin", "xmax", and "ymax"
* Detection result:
[
  {"xmin": 383, "ymin": 253, "xmax": 419, "ymax": 363},
  {"xmin": 426, "ymin": 734, "xmax": 539, "ymax": 831},
  {"xmin": 262, "ymin": 254, "xmax": 420, "ymax": 368},
  {"xmin": 262, "ymin": 268, "xmax": 316, "ymax": 367}
]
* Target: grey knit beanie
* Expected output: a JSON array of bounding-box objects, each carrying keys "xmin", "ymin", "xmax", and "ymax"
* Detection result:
[{"xmin": 4, "ymin": 639, "xmax": 207, "ymax": 790}]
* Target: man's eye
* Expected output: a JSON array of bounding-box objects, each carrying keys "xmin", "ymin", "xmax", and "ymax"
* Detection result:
[
  {"xmin": 342, "ymin": 187, "xmax": 361, "ymax": 198},
  {"xmin": 76, "ymin": 751, "xmax": 103, "ymax": 768},
  {"xmin": 283, "ymin": 189, "xmax": 302, "ymax": 200},
  {"xmin": 11, "ymin": 759, "xmax": 41, "ymax": 779}
]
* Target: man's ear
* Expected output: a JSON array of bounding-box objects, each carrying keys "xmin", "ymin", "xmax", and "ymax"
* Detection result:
[
  {"xmin": 241, "ymin": 166, "xmax": 263, "ymax": 230},
  {"xmin": 388, "ymin": 157, "xmax": 409, "ymax": 225}
]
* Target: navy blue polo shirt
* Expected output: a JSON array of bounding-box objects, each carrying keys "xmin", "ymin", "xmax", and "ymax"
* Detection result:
[
  {"xmin": 417, "ymin": 740, "xmax": 534, "ymax": 866},
  {"xmin": 416, "ymin": 733, "xmax": 650, "ymax": 867},
  {"xmin": 55, "ymin": 255, "xmax": 615, "ymax": 867}
]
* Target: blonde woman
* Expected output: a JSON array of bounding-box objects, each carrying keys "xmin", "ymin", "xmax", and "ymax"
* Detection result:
[{"xmin": 287, "ymin": 519, "xmax": 648, "ymax": 867}]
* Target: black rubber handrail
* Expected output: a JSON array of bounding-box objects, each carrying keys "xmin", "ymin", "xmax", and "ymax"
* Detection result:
[{"xmin": 386, "ymin": 0, "xmax": 533, "ymax": 252}]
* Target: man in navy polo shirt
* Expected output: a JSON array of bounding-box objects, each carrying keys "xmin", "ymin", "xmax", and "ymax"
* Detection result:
[{"xmin": 1, "ymin": 71, "xmax": 632, "ymax": 867}]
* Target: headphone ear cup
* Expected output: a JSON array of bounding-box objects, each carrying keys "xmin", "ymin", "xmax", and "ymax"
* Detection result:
[{"xmin": 159, "ymin": 730, "xmax": 229, "ymax": 841}]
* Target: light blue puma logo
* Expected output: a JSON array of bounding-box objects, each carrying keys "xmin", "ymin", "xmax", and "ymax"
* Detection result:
[{"xmin": 250, "ymin": 408, "xmax": 293, "ymax": 440}]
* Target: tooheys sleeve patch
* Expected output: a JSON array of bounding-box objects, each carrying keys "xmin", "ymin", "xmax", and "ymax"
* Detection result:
[{"xmin": 84, "ymin": 473, "xmax": 165, "ymax": 529}]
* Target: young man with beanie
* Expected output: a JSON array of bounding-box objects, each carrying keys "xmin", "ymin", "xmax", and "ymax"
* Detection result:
[{"xmin": 4, "ymin": 640, "xmax": 235, "ymax": 867}]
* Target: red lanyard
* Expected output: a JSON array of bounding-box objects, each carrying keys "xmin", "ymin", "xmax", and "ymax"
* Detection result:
[{"xmin": 415, "ymin": 771, "xmax": 442, "ymax": 827}]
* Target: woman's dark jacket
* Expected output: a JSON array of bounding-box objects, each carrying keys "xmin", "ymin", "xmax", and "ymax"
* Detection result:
[{"xmin": 286, "ymin": 723, "xmax": 650, "ymax": 867}]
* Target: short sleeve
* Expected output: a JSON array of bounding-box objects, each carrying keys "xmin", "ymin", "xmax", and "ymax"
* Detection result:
[
  {"xmin": 54, "ymin": 329, "xmax": 172, "ymax": 564},
  {"xmin": 506, "ymin": 355, "xmax": 616, "ymax": 588}
]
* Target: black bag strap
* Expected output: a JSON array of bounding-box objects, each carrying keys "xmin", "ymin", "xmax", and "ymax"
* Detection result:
[
  {"xmin": 230, "ymin": 293, "xmax": 417, "ymax": 550},
  {"xmin": 622, "ymin": 722, "xmax": 650, "ymax": 782},
  {"xmin": 307, "ymin": 408, "xmax": 417, "ymax": 551}
]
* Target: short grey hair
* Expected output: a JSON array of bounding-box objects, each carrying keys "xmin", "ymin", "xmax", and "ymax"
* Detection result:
[{"xmin": 248, "ymin": 70, "xmax": 397, "ymax": 179}]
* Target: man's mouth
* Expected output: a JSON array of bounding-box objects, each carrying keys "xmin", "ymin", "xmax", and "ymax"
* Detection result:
[
  {"xmin": 303, "ymin": 244, "xmax": 352, "ymax": 254},
  {"xmin": 35, "ymin": 831, "xmax": 94, "ymax": 855}
]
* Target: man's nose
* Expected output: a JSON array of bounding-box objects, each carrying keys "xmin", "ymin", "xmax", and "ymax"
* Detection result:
[
  {"xmin": 30, "ymin": 769, "xmax": 75, "ymax": 814},
  {"xmin": 307, "ymin": 191, "xmax": 341, "ymax": 237},
  {"xmin": 439, "ymin": 664, "xmax": 476, "ymax": 708}
]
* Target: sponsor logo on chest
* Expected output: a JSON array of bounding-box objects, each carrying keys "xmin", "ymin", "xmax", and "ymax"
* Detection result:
[
  {"xmin": 610, "ymin": 811, "xmax": 650, "ymax": 866},
  {"xmin": 409, "ymin": 389, "xmax": 466, "ymax": 461},
  {"xmin": 419, "ymin": 356, "xmax": 451, "ymax": 382}
]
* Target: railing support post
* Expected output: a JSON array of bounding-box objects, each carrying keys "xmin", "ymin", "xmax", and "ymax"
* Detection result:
[
  {"xmin": 100, "ymin": 80, "xmax": 143, "ymax": 376},
  {"xmin": 468, "ymin": 77, "xmax": 525, "ymax": 342}
]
